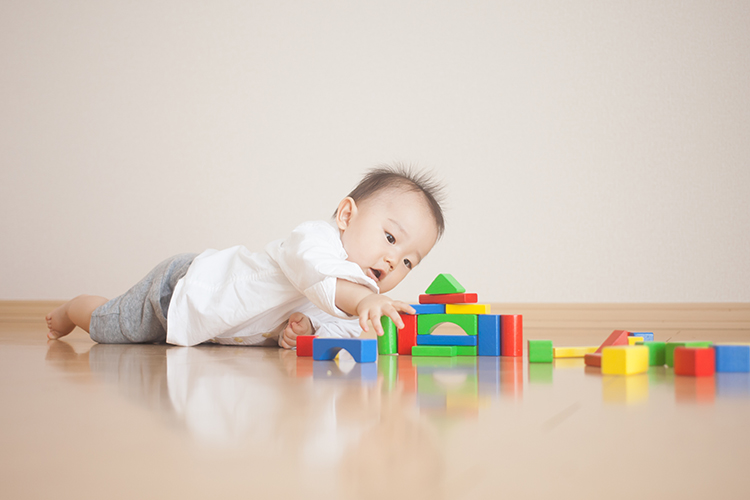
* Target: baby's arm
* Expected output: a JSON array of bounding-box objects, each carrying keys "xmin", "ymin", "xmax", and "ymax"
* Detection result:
[
  {"xmin": 279, "ymin": 312, "xmax": 314, "ymax": 349},
  {"xmin": 335, "ymin": 279, "xmax": 415, "ymax": 336}
]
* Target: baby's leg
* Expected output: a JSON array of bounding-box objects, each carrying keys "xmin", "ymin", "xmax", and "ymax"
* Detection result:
[{"xmin": 46, "ymin": 295, "xmax": 108, "ymax": 339}]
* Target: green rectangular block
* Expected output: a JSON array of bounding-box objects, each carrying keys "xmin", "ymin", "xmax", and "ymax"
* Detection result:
[
  {"xmin": 378, "ymin": 316, "xmax": 398, "ymax": 355},
  {"xmin": 417, "ymin": 314, "xmax": 478, "ymax": 336},
  {"xmin": 528, "ymin": 340, "xmax": 553, "ymax": 363},
  {"xmin": 665, "ymin": 341, "xmax": 713, "ymax": 367},
  {"xmin": 411, "ymin": 345, "xmax": 458, "ymax": 357},
  {"xmin": 456, "ymin": 346, "xmax": 478, "ymax": 356},
  {"xmin": 642, "ymin": 341, "xmax": 666, "ymax": 366}
]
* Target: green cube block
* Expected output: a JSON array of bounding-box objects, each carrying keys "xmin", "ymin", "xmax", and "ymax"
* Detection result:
[
  {"xmin": 665, "ymin": 341, "xmax": 713, "ymax": 367},
  {"xmin": 377, "ymin": 316, "xmax": 397, "ymax": 355},
  {"xmin": 528, "ymin": 340, "xmax": 553, "ymax": 363},
  {"xmin": 417, "ymin": 314, "xmax": 478, "ymax": 336},
  {"xmin": 412, "ymin": 345, "xmax": 458, "ymax": 357},
  {"xmin": 642, "ymin": 341, "xmax": 666, "ymax": 366},
  {"xmin": 456, "ymin": 346, "xmax": 478, "ymax": 356}
]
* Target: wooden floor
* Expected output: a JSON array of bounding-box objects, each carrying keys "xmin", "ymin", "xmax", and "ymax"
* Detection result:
[{"xmin": 1, "ymin": 302, "xmax": 749, "ymax": 500}]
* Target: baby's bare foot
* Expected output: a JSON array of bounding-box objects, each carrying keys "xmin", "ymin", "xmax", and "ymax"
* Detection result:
[{"xmin": 46, "ymin": 303, "xmax": 76, "ymax": 340}]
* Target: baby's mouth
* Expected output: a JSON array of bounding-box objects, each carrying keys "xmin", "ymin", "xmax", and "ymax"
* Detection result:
[{"xmin": 369, "ymin": 268, "xmax": 382, "ymax": 281}]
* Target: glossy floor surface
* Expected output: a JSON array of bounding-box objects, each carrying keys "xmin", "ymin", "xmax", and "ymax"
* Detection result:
[{"xmin": 2, "ymin": 320, "xmax": 750, "ymax": 500}]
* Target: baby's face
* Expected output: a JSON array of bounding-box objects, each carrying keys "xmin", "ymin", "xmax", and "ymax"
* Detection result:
[{"xmin": 336, "ymin": 189, "xmax": 439, "ymax": 293}]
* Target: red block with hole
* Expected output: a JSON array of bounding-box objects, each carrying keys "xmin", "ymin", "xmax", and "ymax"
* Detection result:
[
  {"xmin": 397, "ymin": 314, "xmax": 418, "ymax": 355},
  {"xmin": 296, "ymin": 335, "xmax": 318, "ymax": 357},
  {"xmin": 674, "ymin": 347, "xmax": 715, "ymax": 377}
]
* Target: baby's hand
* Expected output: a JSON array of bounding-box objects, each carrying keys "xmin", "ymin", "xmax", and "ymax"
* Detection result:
[
  {"xmin": 355, "ymin": 294, "xmax": 416, "ymax": 336},
  {"xmin": 280, "ymin": 312, "xmax": 314, "ymax": 349}
]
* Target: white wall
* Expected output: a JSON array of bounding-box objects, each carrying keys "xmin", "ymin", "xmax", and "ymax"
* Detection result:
[{"xmin": 1, "ymin": 1, "xmax": 748, "ymax": 302}]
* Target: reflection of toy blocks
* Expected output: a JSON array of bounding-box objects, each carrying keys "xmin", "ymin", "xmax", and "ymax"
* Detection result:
[
  {"xmin": 412, "ymin": 345, "xmax": 458, "ymax": 357},
  {"xmin": 419, "ymin": 293, "xmax": 478, "ymax": 304},
  {"xmin": 501, "ymin": 315, "xmax": 523, "ymax": 357},
  {"xmin": 478, "ymin": 315, "xmax": 501, "ymax": 356},
  {"xmin": 378, "ymin": 317, "xmax": 398, "ymax": 355},
  {"xmin": 418, "ymin": 314, "xmax": 478, "ymax": 336},
  {"xmin": 398, "ymin": 314, "xmax": 418, "ymax": 355},
  {"xmin": 528, "ymin": 340, "xmax": 553, "ymax": 363},
  {"xmin": 641, "ymin": 341, "xmax": 666, "ymax": 366},
  {"xmin": 713, "ymin": 345, "xmax": 750, "ymax": 373},
  {"xmin": 674, "ymin": 347, "xmax": 716, "ymax": 377},
  {"xmin": 602, "ymin": 346, "xmax": 649, "ymax": 375},
  {"xmin": 296, "ymin": 335, "xmax": 318, "ymax": 357},
  {"xmin": 313, "ymin": 338, "xmax": 377, "ymax": 363},
  {"xmin": 630, "ymin": 332, "xmax": 654, "ymax": 342},
  {"xmin": 665, "ymin": 342, "xmax": 713, "ymax": 367},
  {"xmin": 554, "ymin": 346, "xmax": 598, "ymax": 358},
  {"xmin": 446, "ymin": 304, "xmax": 491, "ymax": 315}
]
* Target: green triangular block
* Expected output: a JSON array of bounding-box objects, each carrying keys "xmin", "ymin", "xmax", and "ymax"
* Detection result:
[{"xmin": 425, "ymin": 274, "xmax": 466, "ymax": 294}]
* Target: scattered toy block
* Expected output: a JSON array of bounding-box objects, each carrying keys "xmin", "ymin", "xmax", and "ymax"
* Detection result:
[
  {"xmin": 397, "ymin": 313, "xmax": 418, "ymax": 355},
  {"xmin": 630, "ymin": 332, "xmax": 654, "ymax": 342},
  {"xmin": 417, "ymin": 335, "xmax": 477, "ymax": 346},
  {"xmin": 419, "ymin": 293, "xmax": 478, "ymax": 304},
  {"xmin": 446, "ymin": 304, "xmax": 491, "ymax": 315},
  {"xmin": 378, "ymin": 316, "xmax": 398, "ymax": 355},
  {"xmin": 296, "ymin": 335, "xmax": 318, "ymax": 357},
  {"xmin": 674, "ymin": 347, "xmax": 715, "ymax": 377},
  {"xmin": 595, "ymin": 330, "xmax": 631, "ymax": 353},
  {"xmin": 425, "ymin": 274, "xmax": 466, "ymax": 294},
  {"xmin": 602, "ymin": 346, "xmax": 649, "ymax": 375},
  {"xmin": 456, "ymin": 346, "xmax": 478, "ymax": 356},
  {"xmin": 628, "ymin": 337, "xmax": 644, "ymax": 346},
  {"xmin": 528, "ymin": 340, "xmax": 553, "ymax": 363},
  {"xmin": 584, "ymin": 353, "xmax": 602, "ymax": 367},
  {"xmin": 313, "ymin": 338, "xmax": 378, "ymax": 363},
  {"xmin": 501, "ymin": 315, "xmax": 523, "ymax": 357},
  {"xmin": 418, "ymin": 314, "xmax": 478, "ymax": 336},
  {"xmin": 665, "ymin": 341, "xmax": 713, "ymax": 367},
  {"xmin": 412, "ymin": 345, "xmax": 458, "ymax": 357},
  {"xmin": 642, "ymin": 341, "xmax": 666, "ymax": 366},
  {"xmin": 553, "ymin": 346, "xmax": 598, "ymax": 358},
  {"xmin": 410, "ymin": 304, "xmax": 446, "ymax": 315},
  {"xmin": 713, "ymin": 345, "xmax": 750, "ymax": 373},
  {"xmin": 478, "ymin": 315, "xmax": 501, "ymax": 356}
]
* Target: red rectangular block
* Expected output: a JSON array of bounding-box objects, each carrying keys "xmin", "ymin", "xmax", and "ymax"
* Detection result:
[
  {"xmin": 296, "ymin": 335, "xmax": 318, "ymax": 357},
  {"xmin": 501, "ymin": 315, "xmax": 523, "ymax": 357},
  {"xmin": 419, "ymin": 293, "xmax": 478, "ymax": 304},
  {"xmin": 398, "ymin": 314, "xmax": 418, "ymax": 355},
  {"xmin": 584, "ymin": 353, "xmax": 602, "ymax": 367},
  {"xmin": 595, "ymin": 330, "xmax": 631, "ymax": 353},
  {"xmin": 674, "ymin": 347, "xmax": 716, "ymax": 377}
]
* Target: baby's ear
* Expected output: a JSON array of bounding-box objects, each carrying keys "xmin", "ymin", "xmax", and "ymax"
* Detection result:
[{"xmin": 335, "ymin": 197, "xmax": 358, "ymax": 230}]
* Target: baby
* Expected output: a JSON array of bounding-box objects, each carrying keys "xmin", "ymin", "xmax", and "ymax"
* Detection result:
[{"xmin": 46, "ymin": 165, "xmax": 445, "ymax": 349}]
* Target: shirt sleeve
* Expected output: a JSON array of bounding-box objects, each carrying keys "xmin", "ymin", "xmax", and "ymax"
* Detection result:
[
  {"xmin": 295, "ymin": 302, "xmax": 363, "ymax": 342},
  {"xmin": 265, "ymin": 221, "xmax": 379, "ymax": 319}
]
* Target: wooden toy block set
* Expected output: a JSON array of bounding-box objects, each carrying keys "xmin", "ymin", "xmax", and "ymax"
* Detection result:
[
  {"xmin": 297, "ymin": 274, "xmax": 523, "ymax": 363},
  {"xmin": 529, "ymin": 330, "xmax": 750, "ymax": 377}
]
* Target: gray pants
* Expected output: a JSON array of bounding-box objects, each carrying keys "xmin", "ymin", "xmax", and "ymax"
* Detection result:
[{"xmin": 89, "ymin": 254, "xmax": 197, "ymax": 344}]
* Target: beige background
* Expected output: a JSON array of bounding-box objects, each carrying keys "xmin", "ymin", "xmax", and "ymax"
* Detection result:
[{"xmin": 1, "ymin": 1, "xmax": 748, "ymax": 303}]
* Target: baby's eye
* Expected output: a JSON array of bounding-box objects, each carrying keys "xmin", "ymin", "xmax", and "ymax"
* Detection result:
[
  {"xmin": 385, "ymin": 232, "xmax": 395, "ymax": 244},
  {"xmin": 404, "ymin": 259, "xmax": 412, "ymax": 270}
]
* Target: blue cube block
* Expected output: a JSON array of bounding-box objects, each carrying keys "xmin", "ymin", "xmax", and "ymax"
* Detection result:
[
  {"xmin": 416, "ymin": 334, "xmax": 477, "ymax": 346},
  {"xmin": 313, "ymin": 338, "xmax": 378, "ymax": 363},
  {"xmin": 713, "ymin": 345, "xmax": 750, "ymax": 373},
  {"xmin": 410, "ymin": 304, "xmax": 446, "ymax": 315},
  {"xmin": 477, "ymin": 315, "xmax": 501, "ymax": 356},
  {"xmin": 630, "ymin": 332, "xmax": 654, "ymax": 342}
]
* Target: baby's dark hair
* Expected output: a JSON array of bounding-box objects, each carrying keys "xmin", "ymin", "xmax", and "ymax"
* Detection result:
[{"xmin": 336, "ymin": 163, "xmax": 446, "ymax": 239}]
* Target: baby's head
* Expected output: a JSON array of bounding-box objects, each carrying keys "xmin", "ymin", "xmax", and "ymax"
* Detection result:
[{"xmin": 334, "ymin": 164, "xmax": 445, "ymax": 293}]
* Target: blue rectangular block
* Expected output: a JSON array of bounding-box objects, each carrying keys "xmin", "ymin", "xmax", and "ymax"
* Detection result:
[
  {"xmin": 313, "ymin": 338, "xmax": 378, "ymax": 363},
  {"xmin": 417, "ymin": 335, "xmax": 477, "ymax": 346},
  {"xmin": 410, "ymin": 304, "xmax": 446, "ymax": 315},
  {"xmin": 477, "ymin": 315, "xmax": 501, "ymax": 356},
  {"xmin": 630, "ymin": 332, "xmax": 654, "ymax": 342},
  {"xmin": 714, "ymin": 345, "xmax": 750, "ymax": 373}
]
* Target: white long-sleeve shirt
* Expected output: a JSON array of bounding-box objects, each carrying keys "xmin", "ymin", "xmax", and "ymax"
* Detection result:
[{"xmin": 166, "ymin": 221, "xmax": 378, "ymax": 347}]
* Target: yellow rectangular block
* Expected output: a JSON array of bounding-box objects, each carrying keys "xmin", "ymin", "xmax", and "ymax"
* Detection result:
[
  {"xmin": 628, "ymin": 337, "xmax": 644, "ymax": 345},
  {"xmin": 445, "ymin": 304, "xmax": 491, "ymax": 315},
  {"xmin": 602, "ymin": 346, "xmax": 649, "ymax": 375},
  {"xmin": 553, "ymin": 346, "xmax": 598, "ymax": 358}
]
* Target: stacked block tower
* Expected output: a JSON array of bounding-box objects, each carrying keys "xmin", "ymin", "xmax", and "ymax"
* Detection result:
[{"xmin": 379, "ymin": 274, "xmax": 523, "ymax": 358}]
